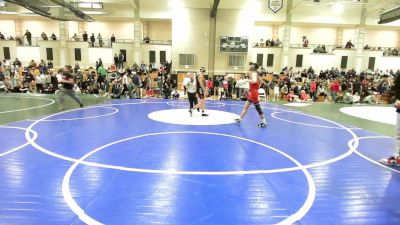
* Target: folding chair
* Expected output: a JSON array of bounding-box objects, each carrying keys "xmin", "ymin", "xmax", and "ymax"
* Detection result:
[{"xmin": 258, "ymin": 88, "xmax": 267, "ymax": 102}]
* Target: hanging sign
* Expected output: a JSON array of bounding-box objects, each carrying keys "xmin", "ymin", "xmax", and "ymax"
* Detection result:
[{"xmin": 268, "ymin": 0, "xmax": 283, "ymax": 13}]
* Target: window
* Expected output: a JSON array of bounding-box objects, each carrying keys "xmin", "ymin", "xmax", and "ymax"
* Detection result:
[
  {"xmin": 3, "ymin": 47, "xmax": 10, "ymax": 60},
  {"xmin": 46, "ymin": 48, "xmax": 53, "ymax": 61},
  {"xmin": 149, "ymin": 51, "xmax": 156, "ymax": 63},
  {"xmin": 179, "ymin": 54, "xmax": 195, "ymax": 66},
  {"xmin": 74, "ymin": 48, "xmax": 81, "ymax": 61},
  {"xmin": 267, "ymin": 54, "xmax": 274, "ymax": 67},
  {"xmin": 296, "ymin": 54, "xmax": 303, "ymax": 68},
  {"xmin": 228, "ymin": 55, "xmax": 245, "ymax": 67},
  {"xmin": 160, "ymin": 51, "xmax": 166, "ymax": 64},
  {"xmin": 256, "ymin": 54, "xmax": 263, "ymax": 66}
]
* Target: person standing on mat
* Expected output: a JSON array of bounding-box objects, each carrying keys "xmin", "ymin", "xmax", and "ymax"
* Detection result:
[
  {"xmin": 58, "ymin": 66, "xmax": 84, "ymax": 110},
  {"xmin": 234, "ymin": 63, "xmax": 267, "ymax": 128},
  {"xmin": 195, "ymin": 67, "xmax": 209, "ymax": 116},
  {"xmin": 380, "ymin": 73, "xmax": 400, "ymax": 166},
  {"xmin": 183, "ymin": 73, "xmax": 198, "ymax": 117}
]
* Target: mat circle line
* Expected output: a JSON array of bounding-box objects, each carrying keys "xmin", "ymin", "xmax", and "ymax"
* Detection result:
[
  {"xmin": 0, "ymin": 126, "xmax": 38, "ymax": 157},
  {"xmin": 0, "ymin": 95, "xmax": 55, "ymax": 114},
  {"xmin": 271, "ymin": 111, "xmax": 360, "ymax": 130},
  {"xmin": 26, "ymin": 106, "xmax": 119, "ymax": 122},
  {"xmin": 61, "ymin": 131, "xmax": 316, "ymax": 225},
  {"xmin": 25, "ymin": 102, "xmax": 359, "ymax": 174}
]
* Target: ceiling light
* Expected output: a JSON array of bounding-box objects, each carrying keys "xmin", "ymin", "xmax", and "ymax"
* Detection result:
[
  {"xmin": 77, "ymin": 2, "xmax": 103, "ymax": 9},
  {"xmin": 333, "ymin": 2, "xmax": 344, "ymax": 13},
  {"xmin": 168, "ymin": 0, "xmax": 183, "ymax": 9},
  {"xmin": 81, "ymin": 11, "xmax": 107, "ymax": 15},
  {"xmin": 0, "ymin": 11, "xmax": 17, "ymax": 14}
]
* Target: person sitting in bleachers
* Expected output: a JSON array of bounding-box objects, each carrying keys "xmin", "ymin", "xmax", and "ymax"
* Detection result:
[
  {"xmin": 287, "ymin": 90, "xmax": 299, "ymax": 102},
  {"xmin": 41, "ymin": 32, "xmax": 48, "ymax": 40},
  {"xmin": 392, "ymin": 48, "xmax": 399, "ymax": 56},
  {"xmin": 302, "ymin": 36, "xmax": 309, "ymax": 47},
  {"xmin": 51, "ymin": 33, "xmax": 57, "ymax": 41},
  {"xmin": 143, "ymin": 35, "xmax": 150, "ymax": 43},
  {"xmin": 345, "ymin": 40, "xmax": 354, "ymax": 49},
  {"xmin": 171, "ymin": 89, "xmax": 180, "ymax": 99}
]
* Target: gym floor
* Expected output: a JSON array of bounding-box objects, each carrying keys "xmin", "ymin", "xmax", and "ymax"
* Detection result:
[{"xmin": 0, "ymin": 93, "xmax": 398, "ymax": 225}]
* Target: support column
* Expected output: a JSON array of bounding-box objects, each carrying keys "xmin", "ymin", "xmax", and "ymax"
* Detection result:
[
  {"xmin": 15, "ymin": 19, "xmax": 22, "ymax": 38},
  {"xmin": 272, "ymin": 24, "xmax": 279, "ymax": 40},
  {"xmin": 397, "ymin": 31, "xmax": 400, "ymax": 48},
  {"xmin": 142, "ymin": 21, "xmax": 149, "ymax": 38},
  {"xmin": 59, "ymin": 21, "xmax": 69, "ymax": 67},
  {"xmin": 335, "ymin": 27, "xmax": 343, "ymax": 47},
  {"xmin": 354, "ymin": 0, "xmax": 368, "ymax": 72},
  {"xmin": 133, "ymin": 0, "xmax": 142, "ymax": 65},
  {"xmin": 281, "ymin": 0, "xmax": 293, "ymax": 69},
  {"xmin": 208, "ymin": 16, "xmax": 216, "ymax": 77},
  {"xmin": 78, "ymin": 21, "xmax": 86, "ymax": 37}
]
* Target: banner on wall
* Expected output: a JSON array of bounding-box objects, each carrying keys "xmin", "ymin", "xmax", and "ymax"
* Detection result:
[{"xmin": 268, "ymin": 0, "xmax": 283, "ymax": 13}]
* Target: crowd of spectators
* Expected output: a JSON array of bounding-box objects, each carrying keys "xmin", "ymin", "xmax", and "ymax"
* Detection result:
[
  {"xmin": 255, "ymin": 66, "xmax": 396, "ymax": 104},
  {"xmin": 0, "ymin": 55, "xmax": 396, "ymax": 106},
  {"xmin": 200, "ymin": 66, "xmax": 396, "ymax": 105},
  {"xmin": 0, "ymin": 58, "xmax": 173, "ymax": 100},
  {"xmin": 254, "ymin": 38, "xmax": 282, "ymax": 47}
]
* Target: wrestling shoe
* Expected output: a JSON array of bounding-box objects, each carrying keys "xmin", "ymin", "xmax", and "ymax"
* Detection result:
[
  {"xmin": 257, "ymin": 122, "xmax": 267, "ymax": 128},
  {"xmin": 189, "ymin": 109, "xmax": 193, "ymax": 117},
  {"xmin": 201, "ymin": 113, "xmax": 209, "ymax": 117},
  {"xmin": 234, "ymin": 118, "xmax": 241, "ymax": 123},
  {"xmin": 380, "ymin": 156, "xmax": 400, "ymax": 166}
]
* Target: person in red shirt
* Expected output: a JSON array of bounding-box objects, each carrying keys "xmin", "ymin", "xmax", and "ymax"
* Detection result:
[
  {"xmin": 300, "ymin": 90, "xmax": 310, "ymax": 102},
  {"xmin": 207, "ymin": 78, "xmax": 213, "ymax": 99},
  {"xmin": 330, "ymin": 78, "xmax": 340, "ymax": 102},
  {"xmin": 310, "ymin": 80, "xmax": 317, "ymax": 101},
  {"xmin": 234, "ymin": 63, "xmax": 267, "ymax": 128}
]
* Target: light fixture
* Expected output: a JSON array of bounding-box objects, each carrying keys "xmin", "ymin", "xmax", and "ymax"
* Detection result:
[
  {"xmin": 81, "ymin": 11, "xmax": 107, "ymax": 15},
  {"xmin": 0, "ymin": 11, "xmax": 17, "ymax": 14},
  {"xmin": 76, "ymin": 1, "xmax": 103, "ymax": 9},
  {"xmin": 168, "ymin": 0, "xmax": 183, "ymax": 9},
  {"xmin": 333, "ymin": 2, "xmax": 344, "ymax": 13}
]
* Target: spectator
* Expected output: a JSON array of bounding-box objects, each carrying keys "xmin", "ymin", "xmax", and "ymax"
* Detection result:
[
  {"xmin": 364, "ymin": 44, "xmax": 371, "ymax": 49},
  {"xmin": 113, "ymin": 54, "xmax": 118, "ymax": 66},
  {"xmin": 24, "ymin": 29, "xmax": 32, "ymax": 46},
  {"xmin": 90, "ymin": 33, "xmax": 95, "ymax": 47},
  {"xmin": 0, "ymin": 32, "xmax": 4, "ymax": 40},
  {"xmin": 97, "ymin": 33, "xmax": 103, "ymax": 47},
  {"xmin": 41, "ymin": 32, "xmax": 48, "ymax": 40},
  {"xmin": 275, "ymin": 38, "xmax": 282, "ymax": 46},
  {"xmin": 83, "ymin": 31, "xmax": 88, "ymax": 42},
  {"xmin": 71, "ymin": 33, "xmax": 78, "ymax": 41},
  {"xmin": 51, "ymin": 33, "xmax": 57, "ymax": 41},
  {"xmin": 330, "ymin": 78, "xmax": 340, "ymax": 102},
  {"xmin": 47, "ymin": 61, "xmax": 53, "ymax": 69},
  {"xmin": 13, "ymin": 58, "xmax": 21, "ymax": 67},
  {"xmin": 111, "ymin": 34, "xmax": 116, "ymax": 46},
  {"xmin": 345, "ymin": 40, "xmax": 354, "ymax": 49},
  {"xmin": 118, "ymin": 51, "xmax": 125, "ymax": 69},
  {"xmin": 302, "ymin": 36, "xmax": 309, "ymax": 47},
  {"xmin": 143, "ymin": 35, "xmax": 150, "ymax": 43}
]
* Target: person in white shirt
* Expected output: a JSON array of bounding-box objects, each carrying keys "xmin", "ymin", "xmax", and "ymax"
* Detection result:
[
  {"xmin": 182, "ymin": 74, "xmax": 190, "ymax": 96},
  {"xmin": 183, "ymin": 73, "xmax": 198, "ymax": 117}
]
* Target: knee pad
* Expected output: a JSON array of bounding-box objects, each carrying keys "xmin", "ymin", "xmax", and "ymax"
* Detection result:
[{"xmin": 254, "ymin": 103, "xmax": 264, "ymax": 115}]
